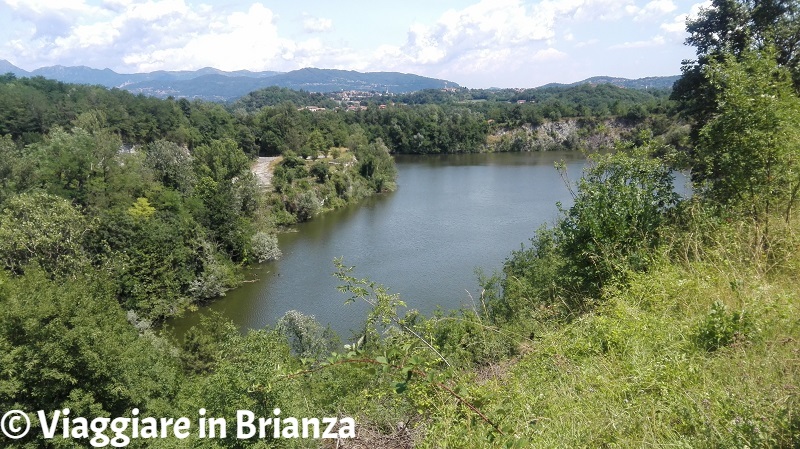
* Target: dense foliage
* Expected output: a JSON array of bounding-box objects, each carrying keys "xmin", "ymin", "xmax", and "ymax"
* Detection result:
[
  {"xmin": 0, "ymin": 76, "xmax": 399, "ymax": 323},
  {"xmin": 237, "ymin": 83, "xmax": 678, "ymax": 155}
]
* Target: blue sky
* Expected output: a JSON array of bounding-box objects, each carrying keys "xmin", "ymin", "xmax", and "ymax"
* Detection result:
[{"xmin": 0, "ymin": 0, "xmax": 710, "ymax": 88}]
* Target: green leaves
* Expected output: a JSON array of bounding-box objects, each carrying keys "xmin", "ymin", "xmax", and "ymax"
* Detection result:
[
  {"xmin": 0, "ymin": 269, "xmax": 181, "ymax": 446},
  {"xmin": 557, "ymin": 145, "xmax": 679, "ymax": 298},
  {"xmin": 695, "ymin": 49, "xmax": 800, "ymax": 222},
  {"xmin": 693, "ymin": 301, "xmax": 756, "ymax": 351},
  {"xmin": 192, "ymin": 138, "xmax": 250, "ymax": 183},
  {"xmin": 0, "ymin": 192, "xmax": 89, "ymax": 277},
  {"xmin": 275, "ymin": 310, "xmax": 338, "ymax": 360}
]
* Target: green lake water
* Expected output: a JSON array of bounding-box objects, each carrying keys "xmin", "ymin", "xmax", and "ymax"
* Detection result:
[{"xmin": 169, "ymin": 151, "xmax": 589, "ymax": 338}]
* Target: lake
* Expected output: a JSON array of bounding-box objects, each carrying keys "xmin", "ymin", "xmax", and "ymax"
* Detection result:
[{"xmin": 169, "ymin": 151, "xmax": 588, "ymax": 338}]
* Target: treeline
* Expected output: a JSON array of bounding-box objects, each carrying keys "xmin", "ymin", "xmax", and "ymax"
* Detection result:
[
  {"xmin": 391, "ymin": 83, "xmax": 673, "ymax": 122},
  {"xmin": 236, "ymin": 83, "xmax": 677, "ymax": 155},
  {"xmin": 0, "ymin": 73, "xmax": 260, "ymax": 153},
  {"xmin": 233, "ymin": 86, "xmax": 339, "ymax": 111},
  {"xmin": 2, "ymin": 72, "xmax": 677, "ymax": 160}
]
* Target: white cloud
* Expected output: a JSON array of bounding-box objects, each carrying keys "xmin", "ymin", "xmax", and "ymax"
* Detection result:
[
  {"xmin": 533, "ymin": 47, "xmax": 568, "ymax": 61},
  {"xmin": 56, "ymin": 21, "xmax": 119, "ymax": 48},
  {"xmin": 0, "ymin": 0, "xmax": 701, "ymax": 87},
  {"xmin": 124, "ymin": 3, "xmax": 288, "ymax": 71},
  {"xmin": 303, "ymin": 16, "xmax": 332, "ymax": 33},
  {"xmin": 367, "ymin": 0, "xmax": 638, "ymax": 75},
  {"xmin": 0, "ymin": 0, "xmax": 334, "ymax": 72},
  {"xmin": 4, "ymin": 0, "xmax": 94, "ymax": 15},
  {"xmin": 122, "ymin": 0, "xmax": 188, "ymax": 21},
  {"xmin": 628, "ymin": 0, "xmax": 677, "ymax": 20},
  {"xmin": 3, "ymin": 0, "xmax": 101, "ymax": 40},
  {"xmin": 661, "ymin": 1, "xmax": 711, "ymax": 35},
  {"xmin": 574, "ymin": 38, "xmax": 599, "ymax": 48},
  {"xmin": 611, "ymin": 35, "xmax": 666, "ymax": 48}
]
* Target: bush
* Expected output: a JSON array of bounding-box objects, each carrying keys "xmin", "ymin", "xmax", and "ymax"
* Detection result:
[
  {"xmin": 250, "ymin": 231, "xmax": 281, "ymax": 263},
  {"xmin": 495, "ymin": 143, "xmax": 681, "ymax": 318},
  {"xmin": 287, "ymin": 189, "xmax": 320, "ymax": 222},
  {"xmin": 494, "ymin": 226, "xmax": 562, "ymax": 323},
  {"xmin": 693, "ymin": 301, "xmax": 755, "ymax": 351},
  {"xmin": 188, "ymin": 241, "xmax": 238, "ymax": 301},
  {"xmin": 557, "ymin": 144, "xmax": 680, "ymax": 299},
  {"xmin": 276, "ymin": 310, "xmax": 338, "ymax": 360}
]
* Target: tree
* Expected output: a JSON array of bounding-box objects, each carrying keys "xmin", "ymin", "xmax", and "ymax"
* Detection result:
[
  {"xmin": 0, "ymin": 269, "xmax": 180, "ymax": 447},
  {"xmin": 249, "ymin": 231, "xmax": 282, "ymax": 263},
  {"xmin": 0, "ymin": 135, "xmax": 18, "ymax": 204},
  {"xmin": 276, "ymin": 310, "xmax": 337, "ymax": 360},
  {"xmin": 144, "ymin": 140, "xmax": 195, "ymax": 193},
  {"xmin": 192, "ymin": 138, "xmax": 250, "ymax": 183},
  {"xmin": 305, "ymin": 129, "xmax": 327, "ymax": 158},
  {"xmin": 673, "ymin": 0, "xmax": 800, "ymax": 135},
  {"xmin": 90, "ymin": 207, "xmax": 204, "ymax": 318},
  {"xmin": 27, "ymin": 124, "xmax": 139, "ymax": 211},
  {"xmin": 694, "ymin": 49, "xmax": 800, "ymax": 223},
  {"xmin": 0, "ymin": 192, "xmax": 89, "ymax": 277},
  {"xmin": 356, "ymin": 139, "xmax": 397, "ymax": 192}
]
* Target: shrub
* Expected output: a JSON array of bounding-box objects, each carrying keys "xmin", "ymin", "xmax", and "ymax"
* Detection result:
[
  {"xmin": 0, "ymin": 192, "xmax": 90, "ymax": 277},
  {"xmin": 494, "ymin": 226, "xmax": 562, "ymax": 323},
  {"xmin": 693, "ymin": 301, "xmax": 754, "ymax": 351},
  {"xmin": 188, "ymin": 241, "xmax": 238, "ymax": 301},
  {"xmin": 557, "ymin": 144, "xmax": 680, "ymax": 299},
  {"xmin": 250, "ymin": 231, "xmax": 281, "ymax": 263},
  {"xmin": 276, "ymin": 310, "xmax": 338, "ymax": 360},
  {"xmin": 287, "ymin": 189, "xmax": 320, "ymax": 222}
]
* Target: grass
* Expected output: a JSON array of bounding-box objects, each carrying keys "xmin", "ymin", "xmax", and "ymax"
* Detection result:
[{"xmin": 411, "ymin": 221, "xmax": 800, "ymax": 448}]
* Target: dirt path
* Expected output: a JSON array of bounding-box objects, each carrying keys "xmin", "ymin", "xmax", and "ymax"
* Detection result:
[{"xmin": 252, "ymin": 156, "xmax": 280, "ymax": 188}]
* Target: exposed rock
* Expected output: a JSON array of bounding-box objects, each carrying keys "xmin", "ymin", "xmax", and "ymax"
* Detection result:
[{"xmin": 486, "ymin": 118, "xmax": 638, "ymax": 152}]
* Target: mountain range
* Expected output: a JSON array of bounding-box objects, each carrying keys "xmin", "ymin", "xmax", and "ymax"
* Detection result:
[
  {"xmin": 1, "ymin": 60, "xmax": 679, "ymax": 101},
  {"xmin": 0, "ymin": 60, "xmax": 460, "ymax": 101}
]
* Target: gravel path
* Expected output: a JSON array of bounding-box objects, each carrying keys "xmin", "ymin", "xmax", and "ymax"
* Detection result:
[{"xmin": 252, "ymin": 156, "xmax": 280, "ymax": 188}]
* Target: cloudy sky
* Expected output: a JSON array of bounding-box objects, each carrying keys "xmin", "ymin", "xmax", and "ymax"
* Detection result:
[{"xmin": 0, "ymin": 0, "xmax": 709, "ymax": 88}]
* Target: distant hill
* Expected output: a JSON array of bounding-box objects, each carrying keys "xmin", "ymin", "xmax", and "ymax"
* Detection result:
[
  {"xmin": 261, "ymin": 68, "xmax": 458, "ymax": 93},
  {"xmin": 0, "ymin": 59, "xmax": 29, "ymax": 78},
  {"xmin": 0, "ymin": 60, "xmax": 677, "ymax": 100},
  {"xmin": 0, "ymin": 60, "xmax": 459, "ymax": 101},
  {"xmin": 540, "ymin": 75, "xmax": 680, "ymax": 90},
  {"xmin": 123, "ymin": 68, "xmax": 458, "ymax": 101}
]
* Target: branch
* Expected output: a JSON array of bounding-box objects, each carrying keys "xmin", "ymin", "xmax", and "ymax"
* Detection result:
[{"xmin": 284, "ymin": 357, "xmax": 504, "ymax": 435}]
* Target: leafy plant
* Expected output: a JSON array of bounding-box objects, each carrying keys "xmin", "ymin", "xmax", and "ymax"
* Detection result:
[
  {"xmin": 557, "ymin": 142, "xmax": 680, "ymax": 300},
  {"xmin": 693, "ymin": 301, "xmax": 755, "ymax": 351},
  {"xmin": 249, "ymin": 231, "xmax": 282, "ymax": 263},
  {"xmin": 276, "ymin": 310, "xmax": 338, "ymax": 360}
]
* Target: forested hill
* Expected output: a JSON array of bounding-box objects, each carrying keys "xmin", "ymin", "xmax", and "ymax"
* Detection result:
[
  {"xmin": 0, "ymin": 60, "xmax": 459, "ymax": 100},
  {"xmin": 1, "ymin": 59, "xmax": 677, "ymax": 102},
  {"xmin": 538, "ymin": 75, "xmax": 681, "ymax": 90},
  {"xmin": 379, "ymin": 82, "xmax": 673, "ymax": 108},
  {"xmin": 0, "ymin": 72, "xmax": 682, "ymax": 159}
]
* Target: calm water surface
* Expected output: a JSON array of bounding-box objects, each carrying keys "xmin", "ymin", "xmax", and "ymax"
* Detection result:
[{"xmin": 169, "ymin": 152, "xmax": 586, "ymax": 338}]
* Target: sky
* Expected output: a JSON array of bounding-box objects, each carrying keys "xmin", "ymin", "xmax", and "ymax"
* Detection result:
[{"xmin": 0, "ymin": 0, "xmax": 710, "ymax": 88}]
